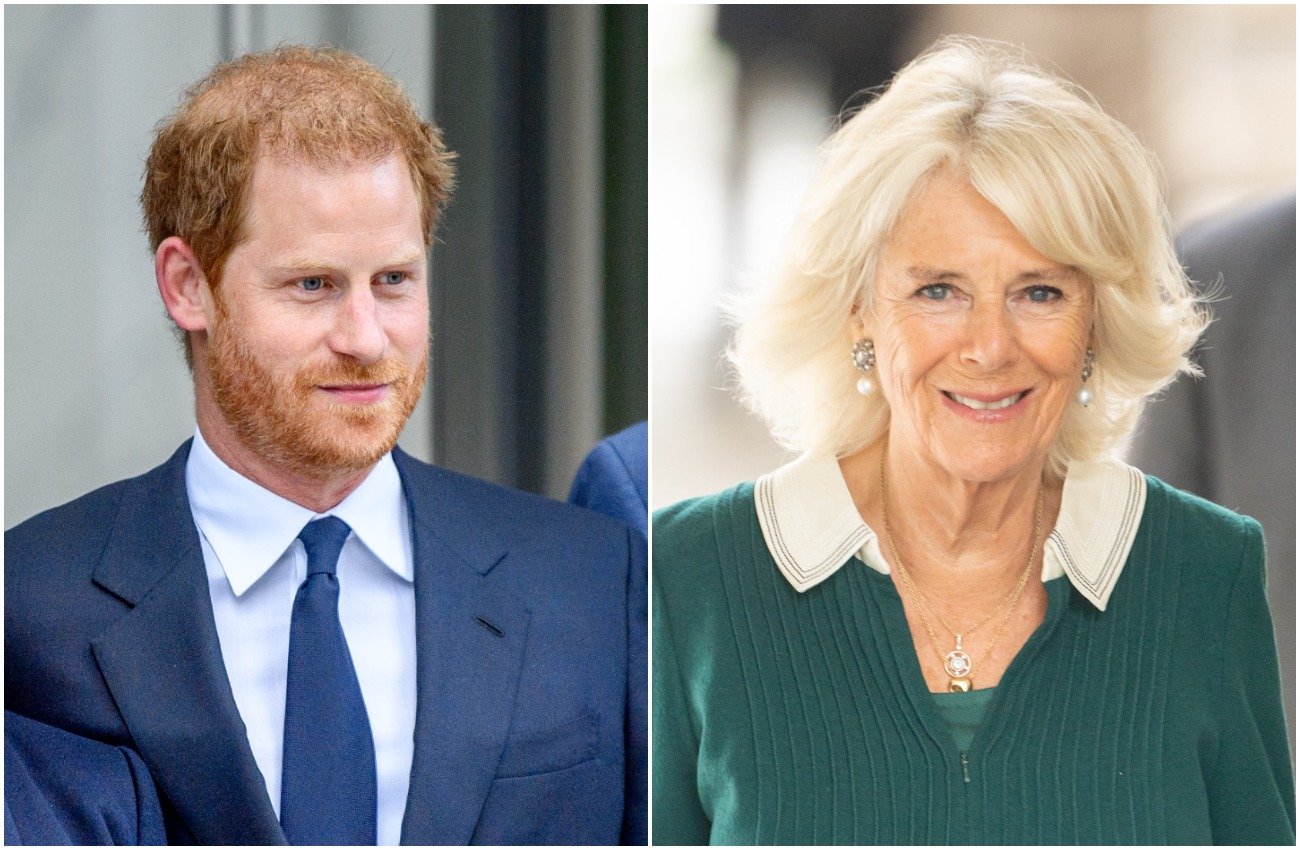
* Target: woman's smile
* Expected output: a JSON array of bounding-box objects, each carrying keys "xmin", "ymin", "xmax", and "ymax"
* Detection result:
[{"xmin": 940, "ymin": 387, "xmax": 1031, "ymax": 420}]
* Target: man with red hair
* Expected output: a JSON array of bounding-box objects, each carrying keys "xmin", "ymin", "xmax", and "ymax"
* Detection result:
[{"xmin": 6, "ymin": 46, "xmax": 645, "ymax": 846}]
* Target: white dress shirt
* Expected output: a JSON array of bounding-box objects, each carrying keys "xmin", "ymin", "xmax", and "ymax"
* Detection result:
[{"xmin": 186, "ymin": 428, "xmax": 416, "ymax": 845}]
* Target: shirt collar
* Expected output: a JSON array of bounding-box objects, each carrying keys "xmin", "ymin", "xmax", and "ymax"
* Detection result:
[
  {"xmin": 186, "ymin": 427, "xmax": 414, "ymax": 597},
  {"xmin": 754, "ymin": 453, "xmax": 1146, "ymax": 611}
]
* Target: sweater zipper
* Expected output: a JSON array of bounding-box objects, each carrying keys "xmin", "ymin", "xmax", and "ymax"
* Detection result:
[{"xmin": 960, "ymin": 751, "xmax": 970, "ymax": 783}]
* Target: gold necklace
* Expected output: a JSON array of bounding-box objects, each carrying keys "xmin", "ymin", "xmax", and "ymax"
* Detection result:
[{"xmin": 878, "ymin": 447, "xmax": 1044, "ymax": 692}]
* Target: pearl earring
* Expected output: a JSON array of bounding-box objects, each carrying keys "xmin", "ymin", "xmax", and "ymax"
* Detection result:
[
  {"xmin": 852, "ymin": 339, "xmax": 876, "ymax": 395},
  {"xmin": 1077, "ymin": 347, "xmax": 1095, "ymax": 406}
]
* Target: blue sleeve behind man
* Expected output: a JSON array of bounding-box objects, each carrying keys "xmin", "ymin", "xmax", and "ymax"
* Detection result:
[
  {"xmin": 568, "ymin": 422, "xmax": 648, "ymax": 537},
  {"xmin": 569, "ymin": 422, "xmax": 647, "ymax": 843}
]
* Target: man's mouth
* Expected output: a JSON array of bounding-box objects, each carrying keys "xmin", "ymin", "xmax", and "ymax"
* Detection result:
[
  {"xmin": 942, "ymin": 390, "xmax": 1028, "ymax": 411},
  {"xmin": 319, "ymin": 383, "xmax": 390, "ymax": 403}
]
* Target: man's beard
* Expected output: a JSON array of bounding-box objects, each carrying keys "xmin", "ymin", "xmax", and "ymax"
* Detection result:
[{"xmin": 206, "ymin": 316, "xmax": 426, "ymax": 481}]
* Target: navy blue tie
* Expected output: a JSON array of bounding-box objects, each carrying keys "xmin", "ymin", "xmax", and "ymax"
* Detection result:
[{"xmin": 280, "ymin": 516, "xmax": 377, "ymax": 845}]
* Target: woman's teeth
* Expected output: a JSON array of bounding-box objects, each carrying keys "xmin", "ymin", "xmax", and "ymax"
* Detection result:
[{"xmin": 945, "ymin": 391, "xmax": 1025, "ymax": 410}]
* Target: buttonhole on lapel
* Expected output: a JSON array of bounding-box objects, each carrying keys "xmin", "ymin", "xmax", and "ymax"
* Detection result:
[{"xmin": 474, "ymin": 615, "xmax": 504, "ymax": 637}]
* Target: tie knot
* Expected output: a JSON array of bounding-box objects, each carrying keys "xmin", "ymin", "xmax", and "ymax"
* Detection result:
[{"xmin": 298, "ymin": 516, "xmax": 352, "ymax": 577}]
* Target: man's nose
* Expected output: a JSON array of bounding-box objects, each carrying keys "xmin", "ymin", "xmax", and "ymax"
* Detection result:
[{"xmin": 329, "ymin": 284, "xmax": 387, "ymax": 363}]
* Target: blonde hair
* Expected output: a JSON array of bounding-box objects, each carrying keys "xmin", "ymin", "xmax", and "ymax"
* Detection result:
[{"xmin": 728, "ymin": 36, "xmax": 1207, "ymax": 476}]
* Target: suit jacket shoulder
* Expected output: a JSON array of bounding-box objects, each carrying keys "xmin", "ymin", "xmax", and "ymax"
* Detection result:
[
  {"xmin": 6, "ymin": 443, "xmax": 198, "ymax": 736},
  {"xmin": 394, "ymin": 447, "xmax": 636, "ymax": 578},
  {"xmin": 8, "ymin": 466, "xmax": 143, "ymax": 586}
]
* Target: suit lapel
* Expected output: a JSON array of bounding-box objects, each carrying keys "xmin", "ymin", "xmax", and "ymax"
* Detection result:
[
  {"xmin": 90, "ymin": 441, "xmax": 285, "ymax": 845},
  {"xmin": 394, "ymin": 451, "xmax": 531, "ymax": 845}
]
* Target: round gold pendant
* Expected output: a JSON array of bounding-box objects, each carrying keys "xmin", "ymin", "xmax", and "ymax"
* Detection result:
[
  {"xmin": 944, "ymin": 648, "xmax": 972, "ymax": 678},
  {"xmin": 949, "ymin": 677, "xmax": 972, "ymax": 693}
]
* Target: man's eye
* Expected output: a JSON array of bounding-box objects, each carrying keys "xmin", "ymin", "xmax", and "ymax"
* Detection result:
[
  {"xmin": 919, "ymin": 283, "xmax": 952, "ymax": 300},
  {"xmin": 379, "ymin": 271, "xmax": 408, "ymax": 285},
  {"xmin": 299, "ymin": 277, "xmax": 325, "ymax": 292}
]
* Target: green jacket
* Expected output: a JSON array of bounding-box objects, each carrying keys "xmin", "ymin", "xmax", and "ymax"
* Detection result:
[{"xmin": 653, "ymin": 476, "xmax": 1294, "ymax": 844}]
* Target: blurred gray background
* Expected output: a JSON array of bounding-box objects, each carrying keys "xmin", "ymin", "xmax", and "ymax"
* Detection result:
[
  {"xmin": 5, "ymin": 4, "xmax": 647, "ymax": 527},
  {"xmin": 650, "ymin": 5, "xmax": 1295, "ymax": 750}
]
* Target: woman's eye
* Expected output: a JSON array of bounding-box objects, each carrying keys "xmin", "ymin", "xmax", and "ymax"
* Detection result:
[
  {"xmin": 299, "ymin": 277, "xmax": 325, "ymax": 292},
  {"xmin": 1025, "ymin": 285, "xmax": 1062, "ymax": 303},
  {"xmin": 919, "ymin": 283, "xmax": 952, "ymax": 300},
  {"xmin": 379, "ymin": 271, "xmax": 407, "ymax": 285}
]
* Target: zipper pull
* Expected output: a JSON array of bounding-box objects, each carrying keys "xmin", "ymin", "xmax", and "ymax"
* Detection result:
[{"xmin": 960, "ymin": 751, "xmax": 970, "ymax": 783}]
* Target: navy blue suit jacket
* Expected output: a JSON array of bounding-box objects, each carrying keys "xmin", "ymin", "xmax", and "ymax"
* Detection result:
[
  {"xmin": 568, "ymin": 422, "xmax": 648, "ymax": 537},
  {"xmin": 5, "ymin": 441, "xmax": 647, "ymax": 845},
  {"xmin": 5, "ymin": 711, "xmax": 165, "ymax": 845}
]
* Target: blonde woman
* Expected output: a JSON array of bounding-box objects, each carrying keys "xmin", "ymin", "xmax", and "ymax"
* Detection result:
[{"xmin": 653, "ymin": 37, "xmax": 1294, "ymax": 845}]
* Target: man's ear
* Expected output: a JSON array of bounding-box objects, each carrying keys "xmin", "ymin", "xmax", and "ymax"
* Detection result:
[{"xmin": 155, "ymin": 236, "xmax": 214, "ymax": 332}]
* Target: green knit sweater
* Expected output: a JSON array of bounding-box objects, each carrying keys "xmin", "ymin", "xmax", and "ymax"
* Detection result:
[{"xmin": 652, "ymin": 476, "xmax": 1295, "ymax": 845}]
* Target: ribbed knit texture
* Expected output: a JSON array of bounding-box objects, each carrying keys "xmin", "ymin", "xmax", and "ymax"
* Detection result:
[{"xmin": 652, "ymin": 476, "xmax": 1295, "ymax": 845}]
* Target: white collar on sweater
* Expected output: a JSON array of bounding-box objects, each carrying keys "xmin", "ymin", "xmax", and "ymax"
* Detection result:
[{"xmin": 753, "ymin": 453, "xmax": 1146, "ymax": 611}]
